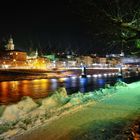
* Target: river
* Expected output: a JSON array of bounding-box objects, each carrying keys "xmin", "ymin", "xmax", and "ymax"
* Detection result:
[{"xmin": 0, "ymin": 73, "xmax": 140, "ymax": 104}]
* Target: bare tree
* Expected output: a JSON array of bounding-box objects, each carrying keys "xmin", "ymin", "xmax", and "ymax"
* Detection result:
[
  {"xmin": 69, "ymin": 0, "xmax": 140, "ymax": 53},
  {"xmin": 99, "ymin": 0, "xmax": 140, "ymax": 41}
]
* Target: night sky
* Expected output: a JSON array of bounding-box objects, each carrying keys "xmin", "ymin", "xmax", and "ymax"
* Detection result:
[
  {"xmin": 0, "ymin": 0, "xmax": 137, "ymax": 55},
  {"xmin": 0, "ymin": 0, "xmax": 91, "ymax": 54}
]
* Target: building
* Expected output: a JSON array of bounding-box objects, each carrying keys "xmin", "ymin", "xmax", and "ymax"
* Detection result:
[
  {"xmin": 96, "ymin": 57, "xmax": 107, "ymax": 64},
  {"xmin": 76, "ymin": 56, "xmax": 93, "ymax": 66},
  {"xmin": 5, "ymin": 37, "xmax": 15, "ymax": 50},
  {"xmin": 0, "ymin": 37, "xmax": 27, "ymax": 68}
]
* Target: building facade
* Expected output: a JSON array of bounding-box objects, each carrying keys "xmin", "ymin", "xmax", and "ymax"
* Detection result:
[{"xmin": 0, "ymin": 38, "xmax": 27, "ymax": 68}]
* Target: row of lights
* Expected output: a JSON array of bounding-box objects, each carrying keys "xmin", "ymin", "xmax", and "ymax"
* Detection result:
[
  {"xmin": 70, "ymin": 73, "xmax": 118, "ymax": 79},
  {"xmin": 50, "ymin": 73, "xmax": 118, "ymax": 83},
  {"xmin": 87, "ymin": 73, "xmax": 117, "ymax": 78}
]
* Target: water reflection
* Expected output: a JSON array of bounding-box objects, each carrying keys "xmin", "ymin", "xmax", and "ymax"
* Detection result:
[
  {"xmin": 70, "ymin": 77, "xmax": 78, "ymax": 88},
  {"xmin": 51, "ymin": 79, "xmax": 58, "ymax": 90},
  {"xmin": 0, "ymin": 73, "xmax": 140, "ymax": 104},
  {"xmin": 97, "ymin": 79, "xmax": 105, "ymax": 87},
  {"xmin": 79, "ymin": 78, "xmax": 88, "ymax": 92},
  {"xmin": 63, "ymin": 78, "xmax": 71, "ymax": 89}
]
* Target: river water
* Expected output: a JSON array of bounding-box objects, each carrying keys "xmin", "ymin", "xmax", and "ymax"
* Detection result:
[{"xmin": 0, "ymin": 73, "xmax": 139, "ymax": 104}]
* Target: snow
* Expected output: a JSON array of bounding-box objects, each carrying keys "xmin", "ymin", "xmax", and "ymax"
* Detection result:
[
  {"xmin": 1, "ymin": 97, "xmax": 38, "ymax": 122},
  {"xmin": 0, "ymin": 80, "xmax": 140, "ymax": 139},
  {"xmin": 40, "ymin": 87, "xmax": 70, "ymax": 108}
]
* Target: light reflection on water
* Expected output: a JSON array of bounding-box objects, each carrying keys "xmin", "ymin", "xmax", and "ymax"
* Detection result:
[
  {"xmin": 97, "ymin": 79, "xmax": 105, "ymax": 86},
  {"xmin": 0, "ymin": 73, "xmax": 139, "ymax": 104},
  {"xmin": 79, "ymin": 78, "xmax": 88, "ymax": 93},
  {"xmin": 51, "ymin": 79, "xmax": 58, "ymax": 90}
]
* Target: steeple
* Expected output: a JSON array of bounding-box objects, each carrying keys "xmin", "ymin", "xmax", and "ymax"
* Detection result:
[
  {"xmin": 6, "ymin": 36, "xmax": 15, "ymax": 50},
  {"xmin": 35, "ymin": 49, "xmax": 38, "ymax": 58}
]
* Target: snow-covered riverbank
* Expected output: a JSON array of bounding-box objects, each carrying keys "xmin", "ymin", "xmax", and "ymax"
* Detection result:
[{"xmin": 0, "ymin": 80, "xmax": 140, "ymax": 140}]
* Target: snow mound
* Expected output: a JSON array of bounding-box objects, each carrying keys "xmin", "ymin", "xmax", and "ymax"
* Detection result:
[
  {"xmin": 17, "ymin": 96, "xmax": 38, "ymax": 112},
  {"xmin": 1, "ymin": 96, "xmax": 38, "ymax": 122},
  {"xmin": 114, "ymin": 80, "xmax": 128, "ymax": 88},
  {"xmin": 1, "ymin": 104, "xmax": 24, "ymax": 121},
  {"xmin": 68, "ymin": 93, "xmax": 85, "ymax": 106},
  {"xmin": 40, "ymin": 87, "xmax": 70, "ymax": 109},
  {"xmin": 67, "ymin": 92, "xmax": 93, "ymax": 106}
]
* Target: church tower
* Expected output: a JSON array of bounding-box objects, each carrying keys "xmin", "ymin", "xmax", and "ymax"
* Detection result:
[
  {"xmin": 35, "ymin": 49, "xmax": 38, "ymax": 58},
  {"xmin": 6, "ymin": 37, "xmax": 15, "ymax": 50}
]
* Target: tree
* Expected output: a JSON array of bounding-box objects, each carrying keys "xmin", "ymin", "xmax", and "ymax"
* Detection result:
[{"xmin": 69, "ymin": 0, "xmax": 140, "ymax": 54}]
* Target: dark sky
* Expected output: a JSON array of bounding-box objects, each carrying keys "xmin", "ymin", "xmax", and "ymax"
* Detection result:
[
  {"xmin": 1, "ymin": 0, "xmax": 132, "ymax": 55},
  {"xmin": 0, "ymin": 0, "xmax": 93, "ymax": 54}
]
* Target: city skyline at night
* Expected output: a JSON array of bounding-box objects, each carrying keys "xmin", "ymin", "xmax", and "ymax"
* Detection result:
[{"xmin": 0, "ymin": 0, "xmax": 140, "ymax": 55}]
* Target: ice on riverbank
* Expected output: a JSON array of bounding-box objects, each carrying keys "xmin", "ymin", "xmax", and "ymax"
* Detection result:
[{"xmin": 0, "ymin": 80, "xmax": 131, "ymax": 139}]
